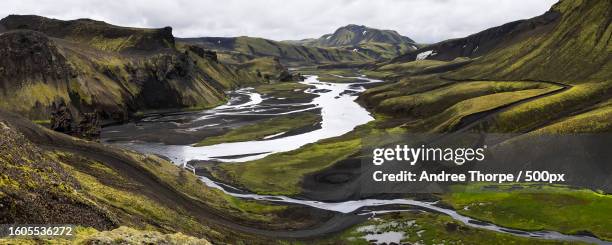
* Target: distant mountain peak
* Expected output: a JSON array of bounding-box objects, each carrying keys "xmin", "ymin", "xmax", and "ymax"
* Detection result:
[{"xmin": 304, "ymin": 24, "xmax": 415, "ymax": 47}]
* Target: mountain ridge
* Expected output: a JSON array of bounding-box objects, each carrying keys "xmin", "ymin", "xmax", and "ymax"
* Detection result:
[
  {"xmin": 286, "ymin": 24, "xmax": 418, "ymax": 59},
  {"xmin": 389, "ymin": 9, "xmax": 561, "ymax": 63},
  {"xmin": 297, "ymin": 24, "xmax": 415, "ymax": 47},
  {"xmin": 0, "ymin": 15, "xmax": 270, "ymax": 130},
  {"xmin": 178, "ymin": 36, "xmax": 374, "ymax": 66},
  {"xmin": 0, "ymin": 15, "xmax": 175, "ymax": 53}
]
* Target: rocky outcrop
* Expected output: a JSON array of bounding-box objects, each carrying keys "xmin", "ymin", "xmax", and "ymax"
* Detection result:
[
  {"xmin": 50, "ymin": 101, "xmax": 100, "ymax": 139},
  {"xmin": 0, "ymin": 28, "xmax": 223, "ymax": 125},
  {"xmin": 278, "ymin": 70, "xmax": 305, "ymax": 82},
  {"xmin": 50, "ymin": 101, "xmax": 74, "ymax": 133},
  {"xmin": 0, "ymin": 30, "xmax": 74, "ymax": 81},
  {"xmin": 187, "ymin": 45, "xmax": 218, "ymax": 62},
  {"xmin": 77, "ymin": 112, "xmax": 101, "ymax": 139},
  {"xmin": 0, "ymin": 15, "xmax": 262, "ymax": 135},
  {"xmin": 0, "ymin": 15, "xmax": 175, "ymax": 53},
  {"xmin": 0, "ymin": 30, "xmax": 77, "ymax": 119}
]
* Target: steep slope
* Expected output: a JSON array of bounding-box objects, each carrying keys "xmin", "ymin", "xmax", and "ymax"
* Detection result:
[
  {"xmin": 179, "ymin": 36, "xmax": 374, "ymax": 66},
  {"xmin": 0, "ymin": 15, "xmax": 264, "ymax": 124},
  {"xmin": 0, "ymin": 109, "xmax": 329, "ymax": 243},
  {"xmin": 300, "ymin": 24, "xmax": 415, "ymax": 47},
  {"xmin": 2, "ymin": 227, "xmax": 212, "ymax": 244},
  {"xmin": 0, "ymin": 15, "xmax": 175, "ymax": 53},
  {"xmin": 361, "ymin": 0, "xmax": 611, "ymax": 133},
  {"xmin": 449, "ymin": 0, "xmax": 611, "ymax": 83},
  {"xmin": 0, "ymin": 117, "xmax": 116, "ymax": 229},
  {"xmin": 390, "ymin": 7, "xmax": 561, "ymax": 63}
]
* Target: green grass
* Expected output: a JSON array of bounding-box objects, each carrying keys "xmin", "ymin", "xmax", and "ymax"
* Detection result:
[
  {"xmin": 360, "ymin": 75, "xmax": 450, "ymax": 106},
  {"xmin": 327, "ymin": 211, "xmax": 579, "ymax": 244},
  {"xmin": 186, "ymin": 49, "xmax": 263, "ymax": 89},
  {"xmin": 53, "ymin": 146, "xmax": 295, "ymax": 234},
  {"xmin": 0, "ymin": 226, "xmax": 213, "ymax": 244},
  {"xmin": 532, "ymin": 101, "xmax": 612, "ymax": 133},
  {"xmin": 0, "ymin": 82, "xmax": 70, "ymax": 118},
  {"xmin": 377, "ymin": 59, "xmax": 450, "ymax": 72},
  {"xmin": 237, "ymin": 57, "xmax": 286, "ymax": 79},
  {"xmin": 76, "ymin": 226, "xmax": 212, "ymax": 244},
  {"xmin": 194, "ymin": 112, "xmax": 320, "ymax": 146},
  {"xmin": 356, "ymin": 42, "xmax": 414, "ymax": 59},
  {"xmin": 490, "ymin": 83, "xmax": 611, "ymax": 133},
  {"xmin": 221, "ymin": 195, "xmax": 287, "ymax": 222},
  {"xmin": 66, "ymin": 164, "xmax": 216, "ymax": 236},
  {"xmin": 118, "ymin": 152, "xmax": 292, "ymax": 224},
  {"xmin": 254, "ymin": 82, "xmax": 315, "ymax": 100},
  {"xmin": 421, "ymin": 87, "xmax": 559, "ymax": 132},
  {"xmin": 297, "ymin": 68, "xmax": 361, "ymax": 77},
  {"xmin": 232, "ymin": 36, "xmax": 373, "ymax": 65},
  {"xmin": 444, "ymin": 185, "xmax": 612, "ymax": 240},
  {"xmin": 212, "ymin": 120, "xmax": 399, "ymax": 196},
  {"xmin": 375, "ymin": 81, "xmax": 555, "ymax": 117},
  {"xmin": 89, "ymin": 36, "xmax": 138, "ymax": 52},
  {"xmin": 448, "ymin": 0, "xmax": 611, "ymax": 83},
  {"xmin": 31, "ymin": 119, "xmax": 51, "ymax": 125},
  {"xmin": 217, "ymin": 134, "xmax": 364, "ymax": 195},
  {"xmin": 316, "ymin": 74, "xmax": 362, "ymax": 83}
]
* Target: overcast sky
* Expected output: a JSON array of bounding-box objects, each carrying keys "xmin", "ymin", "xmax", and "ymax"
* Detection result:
[{"xmin": 2, "ymin": 0, "xmax": 557, "ymax": 43}]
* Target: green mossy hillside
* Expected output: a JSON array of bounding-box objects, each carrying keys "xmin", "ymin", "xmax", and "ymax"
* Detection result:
[
  {"xmin": 0, "ymin": 15, "xmax": 272, "ymax": 122},
  {"xmin": 444, "ymin": 185, "xmax": 612, "ymax": 240},
  {"xmin": 0, "ymin": 15, "xmax": 175, "ymax": 53},
  {"xmin": 179, "ymin": 36, "xmax": 375, "ymax": 66},
  {"xmin": 195, "ymin": 112, "xmax": 321, "ymax": 147},
  {"xmin": 0, "ymin": 226, "xmax": 212, "ymax": 245},
  {"xmin": 449, "ymin": 0, "xmax": 611, "ymax": 83}
]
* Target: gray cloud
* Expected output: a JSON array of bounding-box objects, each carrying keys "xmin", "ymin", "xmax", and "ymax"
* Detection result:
[{"xmin": 2, "ymin": 0, "xmax": 558, "ymax": 43}]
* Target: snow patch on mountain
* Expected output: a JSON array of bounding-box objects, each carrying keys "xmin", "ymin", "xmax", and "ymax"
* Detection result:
[{"xmin": 416, "ymin": 50, "xmax": 437, "ymax": 60}]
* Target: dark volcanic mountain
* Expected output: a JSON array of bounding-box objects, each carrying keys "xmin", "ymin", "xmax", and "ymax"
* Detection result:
[
  {"xmin": 391, "ymin": 0, "xmax": 611, "ymax": 81},
  {"xmin": 386, "ymin": 0, "xmax": 611, "ymax": 83},
  {"xmin": 0, "ymin": 15, "xmax": 267, "ymax": 127},
  {"xmin": 286, "ymin": 24, "xmax": 417, "ymax": 59},
  {"xmin": 391, "ymin": 10, "xmax": 562, "ymax": 63},
  {"xmin": 448, "ymin": 0, "xmax": 611, "ymax": 83},
  {"xmin": 0, "ymin": 15, "xmax": 175, "ymax": 53},
  {"xmin": 300, "ymin": 24, "xmax": 415, "ymax": 47}
]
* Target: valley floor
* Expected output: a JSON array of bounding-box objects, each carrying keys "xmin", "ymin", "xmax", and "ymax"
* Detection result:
[{"xmin": 97, "ymin": 70, "xmax": 611, "ymax": 244}]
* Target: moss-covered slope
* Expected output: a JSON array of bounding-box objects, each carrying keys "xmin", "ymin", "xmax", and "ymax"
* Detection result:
[
  {"xmin": 179, "ymin": 36, "xmax": 375, "ymax": 66},
  {"xmin": 0, "ymin": 117, "xmax": 116, "ymax": 229},
  {"xmin": 363, "ymin": 0, "xmax": 611, "ymax": 130},
  {"xmin": 0, "ymin": 109, "xmax": 323, "ymax": 243},
  {"xmin": 297, "ymin": 24, "xmax": 415, "ymax": 47},
  {"xmin": 287, "ymin": 24, "xmax": 418, "ymax": 59},
  {"xmin": 449, "ymin": 0, "xmax": 611, "ymax": 83},
  {"xmin": 0, "ymin": 15, "xmax": 267, "ymax": 122},
  {"xmin": 0, "ymin": 15, "xmax": 175, "ymax": 53},
  {"xmin": 390, "ymin": 6, "xmax": 562, "ymax": 63}
]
